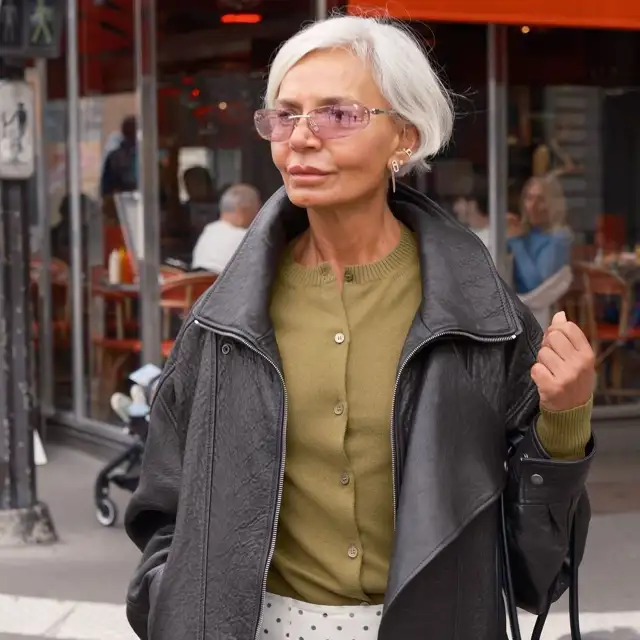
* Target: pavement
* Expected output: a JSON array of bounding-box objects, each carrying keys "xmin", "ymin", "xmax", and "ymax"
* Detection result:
[{"xmin": 0, "ymin": 441, "xmax": 638, "ymax": 640}]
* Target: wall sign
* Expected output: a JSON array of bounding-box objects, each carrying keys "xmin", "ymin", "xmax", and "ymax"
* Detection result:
[{"xmin": 0, "ymin": 81, "xmax": 35, "ymax": 180}]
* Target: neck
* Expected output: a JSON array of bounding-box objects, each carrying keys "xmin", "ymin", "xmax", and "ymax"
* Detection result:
[
  {"xmin": 221, "ymin": 211, "xmax": 246, "ymax": 228},
  {"xmin": 470, "ymin": 216, "xmax": 489, "ymax": 230},
  {"xmin": 293, "ymin": 187, "xmax": 402, "ymax": 282}
]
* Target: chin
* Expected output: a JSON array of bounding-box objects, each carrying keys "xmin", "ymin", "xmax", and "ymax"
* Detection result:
[{"xmin": 285, "ymin": 185, "xmax": 341, "ymax": 209}]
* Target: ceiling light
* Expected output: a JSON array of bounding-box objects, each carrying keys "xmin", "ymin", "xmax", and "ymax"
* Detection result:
[{"xmin": 221, "ymin": 13, "xmax": 262, "ymax": 24}]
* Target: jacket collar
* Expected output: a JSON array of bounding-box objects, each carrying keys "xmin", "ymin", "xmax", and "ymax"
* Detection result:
[{"xmin": 193, "ymin": 183, "xmax": 521, "ymax": 356}]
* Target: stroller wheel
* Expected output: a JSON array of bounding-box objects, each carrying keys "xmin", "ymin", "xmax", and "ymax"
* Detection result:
[{"xmin": 96, "ymin": 498, "xmax": 118, "ymax": 527}]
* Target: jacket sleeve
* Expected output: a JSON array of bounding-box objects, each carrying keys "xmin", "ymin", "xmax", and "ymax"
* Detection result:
[
  {"xmin": 503, "ymin": 303, "xmax": 595, "ymax": 614},
  {"xmin": 124, "ymin": 363, "xmax": 185, "ymax": 639}
]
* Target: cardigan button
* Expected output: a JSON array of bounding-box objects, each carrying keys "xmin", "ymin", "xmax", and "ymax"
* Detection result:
[
  {"xmin": 530, "ymin": 473, "xmax": 544, "ymax": 486},
  {"xmin": 347, "ymin": 545, "xmax": 359, "ymax": 559},
  {"xmin": 340, "ymin": 471, "xmax": 350, "ymax": 486},
  {"xmin": 334, "ymin": 332, "xmax": 345, "ymax": 344}
]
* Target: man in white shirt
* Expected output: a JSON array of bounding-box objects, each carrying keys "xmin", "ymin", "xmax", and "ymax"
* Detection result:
[{"xmin": 191, "ymin": 183, "xmax": 261, "ymax": 274}]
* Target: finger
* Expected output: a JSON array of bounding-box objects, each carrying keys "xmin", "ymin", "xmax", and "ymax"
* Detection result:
[
  {"xmin": 551, "ymin": 311, "xmax": 567, "ymax": 326},
  {"xmin": 547, "ymin": 321, "xmax": 592, "ymax": 352},
  {"xmin": 531, "ymin": 362, "xmax": 555, "ymax": 390},
  {"xmin": 537, "ymin": 345, "xmax": 563, "ymax": 375},
  {"xmin": 544, "ymin": 329, "xmax": 576, "ymax": 360}
]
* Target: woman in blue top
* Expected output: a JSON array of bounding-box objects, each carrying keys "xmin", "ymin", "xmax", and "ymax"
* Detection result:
[{"xmin": 508, "ymin": 175, "xmax": 572, "ymax": 294}]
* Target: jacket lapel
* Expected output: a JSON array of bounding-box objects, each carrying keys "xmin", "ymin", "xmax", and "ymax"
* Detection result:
[{"xmin": 193, "ymin": 184, "xmax": 520, "ymax": 357}]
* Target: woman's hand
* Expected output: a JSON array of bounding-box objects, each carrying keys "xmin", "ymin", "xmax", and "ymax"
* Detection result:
[
  {"xmin": 506, "ymin": 212, "xmax": 523, "ymax": 239},
  {"xmin": 531, "ymin": 312, "xmax": 595, "ymax": 412}
]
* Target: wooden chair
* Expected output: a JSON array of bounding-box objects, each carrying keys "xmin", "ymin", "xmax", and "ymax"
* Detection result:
[
  {"xmin": 573, "ymin": 262, "xmax": 640, "ymax": 399},
  {"xmin": 93, "ymin": 272, "xmax": 218, "ymax": 406},
  {"xmin": 30, "ymin": 258, "xmax": 71, "ymax": 348},
  {"xmin": 159, "ymin": 272, "xmax": 218, "ymax": 340}
]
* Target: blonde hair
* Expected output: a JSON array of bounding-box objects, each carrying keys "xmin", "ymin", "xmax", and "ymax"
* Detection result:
[
  {"xmin": 520, "ymin": 175, "xmax": 568, "ymax": 232},
  {"xmin": 265, "ymin": 15, "xmax": 454, "ymax": 175}
]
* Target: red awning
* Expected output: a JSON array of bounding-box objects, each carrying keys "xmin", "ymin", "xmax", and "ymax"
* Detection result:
[
  {"xmin": 348, "ymin": 0, "xmax": 640, "ymax": 30},
  {"xmin": 77, "ymin": 0, "xmax": 134, "ymax": 56}
]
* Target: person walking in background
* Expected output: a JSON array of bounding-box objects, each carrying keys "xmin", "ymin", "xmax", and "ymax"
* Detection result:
[
  {"xmin": 191, "ymin": 183, "xmax": 261, "ymax": 273},
  {"xmin": 508, "ymin": 174, "xmax": 573, "ymax": 293},
  {"xmin": 100, "ymin": 116, "xmax": 138, "ymax": 197},
  {"xmin": 125, "ymin": 15, "xmax": 595, "ymax": 640}
]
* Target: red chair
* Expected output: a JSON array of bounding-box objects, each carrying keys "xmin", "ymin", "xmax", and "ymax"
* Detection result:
[
  {"xmin": 574, "ymin": 262, "xmax": 640, "ymax": 399},
  {"xmin": 30, "ymin": 258, "xmax": 71, "ymax": 349},
  {"xmin": 93, "ymin": 272, "xmax": 218, "ymax": 402}
]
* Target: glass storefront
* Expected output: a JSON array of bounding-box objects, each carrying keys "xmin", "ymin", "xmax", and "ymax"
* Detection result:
[{"xmin": 31, "ymin": 2, "xmax": 640, "ymax": 441}]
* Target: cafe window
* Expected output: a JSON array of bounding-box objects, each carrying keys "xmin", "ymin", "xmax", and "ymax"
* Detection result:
[{"xmin": 507, "ymin": 26, "xmax": 640, "ymax": 402}]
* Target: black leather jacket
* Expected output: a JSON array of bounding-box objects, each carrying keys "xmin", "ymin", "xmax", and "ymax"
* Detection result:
[{"xmin": 125, "ymin": 184, "xmax": 594, "ymax": 640}]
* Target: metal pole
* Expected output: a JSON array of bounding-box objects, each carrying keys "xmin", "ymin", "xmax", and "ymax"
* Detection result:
[
  {"xmin": 34, "ymin": 59, "xmax": 54, "ymax": 425},
  {"xmin": 315, "ymin": 0, "xmax": 327, "ymax": 20},
  {"xmin": 0, "ymin": 177, "xmax": 8, "ymax": 511},
  {"xmin": 135, "ymin": 0, "xmax": 161, "ymax": 366},
  {"xmin": 0, "ymin": 62, "xmax": 56, "ymax": 544},
  {"xmin": 487, "ymin": 24, "xmax": 509, "ymax": 280},
  {"xmin": 66, "ymin": 0, "xmax": 86, "ymax": 415},
  {"xmin": 4, "ymin": 182, "xmax": 35, "ymax": 509}
]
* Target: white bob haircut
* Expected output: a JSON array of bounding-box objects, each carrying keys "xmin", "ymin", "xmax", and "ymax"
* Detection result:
[{"xmin": 265, "ymin": 15, "xmax": 454, "ymax": 174}]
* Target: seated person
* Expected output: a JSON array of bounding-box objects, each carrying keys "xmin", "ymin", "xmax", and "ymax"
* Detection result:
[
  {"xmin": 191, "ymin": 183, "xmax": 261, "ymax": 274},
  {"xmin": 465, "ymin": 192, "xmax": 490, "ymax": 250},
  {"xmin": 183, "ymin": 166, "xmax": 218, "ymax": 246},
  {"xmin": 508, "ymin": 175, "xmax": 572, "ymax": 294}
]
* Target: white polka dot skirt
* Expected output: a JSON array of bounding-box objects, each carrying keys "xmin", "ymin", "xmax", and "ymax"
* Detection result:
[{"xmin": 261, "ymin": 593, "xmax": 383, "ymax": 639}]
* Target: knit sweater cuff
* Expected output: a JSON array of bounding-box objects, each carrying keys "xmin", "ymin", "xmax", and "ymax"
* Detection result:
[{"xmin": 535, "ymin": 396, "xmax": 593, "ymax": 460}]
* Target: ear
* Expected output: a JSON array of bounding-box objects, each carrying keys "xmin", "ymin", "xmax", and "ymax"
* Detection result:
[{"xmin": 400, "ymin": 125, "xmax": 419, "ymax": 155}]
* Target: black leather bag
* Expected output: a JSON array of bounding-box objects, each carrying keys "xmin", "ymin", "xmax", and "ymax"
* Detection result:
[{"xmin": 500, "ymin": 495, "xmax": 583, "ymax": 640}]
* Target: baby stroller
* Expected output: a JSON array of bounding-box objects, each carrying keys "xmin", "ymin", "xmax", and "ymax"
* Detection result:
[{"xmin": 94, "ymin": 364, "xmax": 162, "ymax": 527}]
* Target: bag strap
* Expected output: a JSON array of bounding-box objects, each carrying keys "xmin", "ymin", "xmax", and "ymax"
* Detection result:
[{"xmin": 500, "ymin": 495, "xmax": 583, "ymax": 640}]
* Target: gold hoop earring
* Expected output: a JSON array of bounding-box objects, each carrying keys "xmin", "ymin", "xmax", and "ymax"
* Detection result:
[{"xmin": 390, "ymin": 159, "xmax": 400, "ymax": 193}]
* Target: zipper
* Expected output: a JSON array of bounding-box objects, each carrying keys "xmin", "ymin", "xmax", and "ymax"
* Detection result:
[
  {"xmin": 194, "ymin": 318, "xmax": 288, "ymax": 640},
  {"xmin": 389, "ymin": 329, "xmax": 518, "ymax": 525}
]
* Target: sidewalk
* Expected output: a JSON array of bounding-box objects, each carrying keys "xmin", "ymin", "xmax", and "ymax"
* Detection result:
[
  {"xmin": 0, "ymin": 442, "xmax": 638, "ymax": 639},
  {"xmin": 0, "ymin": 443, "xmax": 138, "ymax": 640}
]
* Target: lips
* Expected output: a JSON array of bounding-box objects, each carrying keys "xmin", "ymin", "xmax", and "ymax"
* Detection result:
[{"xmin": 288, "ymin": 165, "xmax": 330, "ymax": 176}]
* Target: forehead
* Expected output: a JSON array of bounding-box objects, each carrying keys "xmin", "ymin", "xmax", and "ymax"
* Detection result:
[{"xmin": 276, "ymin": 48, "xmax": 385, "ymax": 107}]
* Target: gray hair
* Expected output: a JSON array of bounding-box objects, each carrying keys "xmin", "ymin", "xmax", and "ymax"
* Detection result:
[
  {"xmin": 219, "ymin": 183, "xmax": 261, "ymax": 214},
  {"xmin": 265, "ymin": 15, "xmax": 454, "ymax": 174}
]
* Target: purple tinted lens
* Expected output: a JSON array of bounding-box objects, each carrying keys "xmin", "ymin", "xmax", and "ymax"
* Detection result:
[
  {"xmin": 312, "ymin": 104, "xmax": 369, "ymax": 139},
  {"xmin": 254, "ymin": 110, "xmax": 294, "ymax": 141}
]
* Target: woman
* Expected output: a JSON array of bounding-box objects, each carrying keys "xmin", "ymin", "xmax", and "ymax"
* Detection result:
[
  {"xmin": 508, "ymin": 175, "xmax": 573, "ymax": 294},
  {"xmin": 125, "ymin": 16, "xmax": 595, "ymax": 640}
]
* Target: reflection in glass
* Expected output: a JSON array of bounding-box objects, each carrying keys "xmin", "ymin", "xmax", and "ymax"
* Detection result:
[{"xmin": 507, "ymin": 27, "xmax": 640, "ymax": 402}]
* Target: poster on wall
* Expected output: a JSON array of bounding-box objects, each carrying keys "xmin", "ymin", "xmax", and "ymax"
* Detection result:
[{"xmin": 0, "ymin": 80, "xmax": 35, "ymax": 180}]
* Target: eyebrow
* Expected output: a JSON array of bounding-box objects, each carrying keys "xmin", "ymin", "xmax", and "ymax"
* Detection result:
[{"xmin": 274, "ymin": 96, "xmax": 358, "ymax": 109}]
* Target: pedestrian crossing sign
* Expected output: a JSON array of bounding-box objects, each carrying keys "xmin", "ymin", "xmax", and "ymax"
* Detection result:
[{"xmin": 0, "ymin": 0, "xmax": 62, "ymax": 58}]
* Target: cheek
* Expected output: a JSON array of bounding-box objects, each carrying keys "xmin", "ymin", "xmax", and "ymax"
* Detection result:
[
  {"xmin": 271, "ymin": 142, "xmax": 288, "ymax": 171},
  {"xmin": 329, "ymin": 132, "xmax": 392, "ymax": 175}
]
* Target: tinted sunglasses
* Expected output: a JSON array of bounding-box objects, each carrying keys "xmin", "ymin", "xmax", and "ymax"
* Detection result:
[{"xmin": 254, "ymin": 102, "xmax": 396, "ymax": 142}]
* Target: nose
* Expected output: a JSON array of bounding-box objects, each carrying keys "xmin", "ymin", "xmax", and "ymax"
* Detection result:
[{"xmin": 288, "ymin": 116, "xmax": 322, "ymax": 151}]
